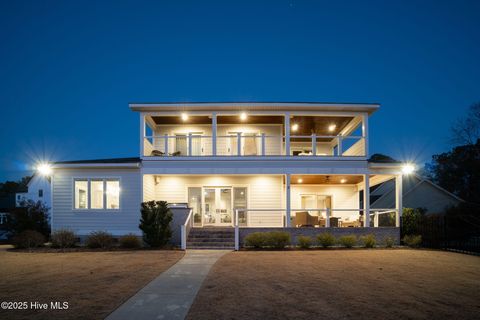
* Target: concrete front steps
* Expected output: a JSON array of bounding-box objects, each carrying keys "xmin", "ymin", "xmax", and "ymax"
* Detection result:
[{"xmin": 187, "ymin": 228, "xmax": 235, "ymax": 249}]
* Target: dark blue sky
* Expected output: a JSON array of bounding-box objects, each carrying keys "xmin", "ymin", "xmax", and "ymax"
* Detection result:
[{"xmin": 1, "ymin": 0, "xmax": 479, "ymax": 181}]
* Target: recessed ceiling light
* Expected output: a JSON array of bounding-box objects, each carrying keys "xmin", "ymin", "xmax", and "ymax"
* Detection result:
[
  {"xmin": 297, "ymin": 178, "xmax": 303, "ymax": 183},
  {"xmin": 240, "ymin": 112, "xmax": 247, "ymax": 120},
  {"xmin": 292, "ymin": 123, "xmax": 299, "ymax": 131},
  {"xmin": 328, "ymin": 124, "xmax": 336, "ymax": 132},
  {"xmin": 340, "ymin": 178, "xmax": 347, "ymax": 183},
  {"xmin": 181, "ymin": 113, "xmax": 189, "ymax": 121}
]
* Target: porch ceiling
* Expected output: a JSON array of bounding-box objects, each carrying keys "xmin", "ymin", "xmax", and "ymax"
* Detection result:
[{"xmin": 290, "ymin": 175, "xmax": 366, "ymax": 184}]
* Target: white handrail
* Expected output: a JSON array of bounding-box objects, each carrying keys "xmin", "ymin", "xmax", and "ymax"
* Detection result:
[{"xmin": 180, "ymin": 208, "xmax": 193, "ymax": 250}]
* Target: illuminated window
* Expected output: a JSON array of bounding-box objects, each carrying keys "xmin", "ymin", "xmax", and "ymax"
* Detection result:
[
  {"xmin": 91, "ymin": 180, "xmax": 104, "ymax": 209},
  {"xmin": 74, "ymin": 179, "xmax": 120, "ymax": 210},
  {"xmin": 106, "ymin": 180, "xmax": 120, "ymax": 209},
  {"xmin": 74, "ymin": 180, "xmax": 88, "ymax": 209}
]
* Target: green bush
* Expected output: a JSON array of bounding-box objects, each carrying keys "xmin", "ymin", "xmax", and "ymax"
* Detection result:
[
  {"xmin": 317, "ymin": 233, "xmax": 336, "ymax": 248},
  {"xmin": 338, "ymin": 235, "xmax": 357, "ymax": 248},
  {"xmin": 244, "ymin": 231, "xmax": 291, "ymax": 249},
  {"xmin": 12, "ymin": 230, "xmax": 45, "ymax": 249},
  {"xmin": 360, "ymin": 234, "xmax": 376, "ymax": 248},
  {"xmin": 86, "ymin": 231, "xmax": 115, "ymax": 249},
  {"xmin": 119, "ymin": 234, "xmax": 142, "ymax": 249},
  {"xmin": 51, "ymin": 229, "xmax": 77, "ymax": 249},
  {"xmin": 297, "ymin": 236, "xmax": 312, "ymax": 249},
  {"xmin": 402, "ymin": 235, "xmax": 422, "ymax": 248},
  {"xmin": 384, "ymin": 236, "xmax": 395, "ymax": 248},
  {"xmin": 139, "ymin": 201, "xmax": 173, "ymax": 247},
  {"xmin": 264, "ymin": 231, "xmax": 291, "ymax": 249},
  {"xmin": 244, "ymin": 232, "xmax": 266, "ymax": 248}
]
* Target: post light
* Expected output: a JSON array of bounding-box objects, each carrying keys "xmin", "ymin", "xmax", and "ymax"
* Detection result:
[
  {"xmin": 292, "ymin": 123, "xmax": 299, "ymax": 132},
  {"xmin": 37, "ymin": 163, "xmax": 52, "ymax": 176},
  {"xmin": 328, "ymin": 124, "xmax": 337, "ymax": 132},
  {"xmin": 240, "ymin": 112, "xmax": 247, "ymax": 121},
  {"xmin": 402, "ymin": 164, "xmax": 415, "ymax": 175},
  {"xmin": 181, "ymin": 113, "xmax": 189, "ymax": 121}
]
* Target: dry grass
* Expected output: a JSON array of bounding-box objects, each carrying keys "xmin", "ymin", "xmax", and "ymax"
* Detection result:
[
  {"xmin": 0, "ymin": 245, "xmax": 183, "ymax": 320},
  {"xmin": 187, "ymin": 249, "xmax": 480, "ymax": 320}
]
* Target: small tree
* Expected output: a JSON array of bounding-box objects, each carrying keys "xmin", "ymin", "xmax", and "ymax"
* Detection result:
[
  {"xmin": 139, "ymin": 201, "xmax": 173, "ymax": 247},
  {"xmin": 401, "ymin": 207, "xmax": 426, "ymax": 237},
  {"xmin": 7, "ymin": 200, "xmax": 50, "ymax": 238}
]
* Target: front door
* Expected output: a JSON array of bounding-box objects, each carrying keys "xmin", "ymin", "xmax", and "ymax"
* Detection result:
[{"xmin": 202, "ymin": 187, "xmax": 233, "ymax": 226}]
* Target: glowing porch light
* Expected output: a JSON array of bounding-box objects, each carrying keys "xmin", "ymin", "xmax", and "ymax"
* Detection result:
[
  {"xmin": 37, "ymin": 163, "xmax": 52, "ymax": 176},
  {"xmin": 297, "ymin": 178, "xmax": 303, "ymax": 183},
  {"xmin": 340, "ymin": 178, "xmax": 347, "ymax": 184},
  {"xmin": 292, "ymin": 123, "xmax": 299, "ymax": 132},
  {"xmin": 240, "ymin": 112, "xmax": 247, "ymax": 121},
  {"xmin": 402, "ymin": 164, "xmax": 415, "ymax": 175},
  {"xmin": 181, "ymin": 113, "xmax": 189, "ymax": 121},
  {"xmin": 328, "ymin": 124, "xmax": 337, "ymax": 132}
]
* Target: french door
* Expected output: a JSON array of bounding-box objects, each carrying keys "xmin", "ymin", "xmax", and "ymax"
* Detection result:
[{"xmin": 202, "ymin": 187, "xmax": 233, "ymax": 226}]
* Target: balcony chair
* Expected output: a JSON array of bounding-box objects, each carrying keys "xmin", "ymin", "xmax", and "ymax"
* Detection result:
[{"xmin": 151, "ymin": 150, "xmax": 165, "ymax": 156}]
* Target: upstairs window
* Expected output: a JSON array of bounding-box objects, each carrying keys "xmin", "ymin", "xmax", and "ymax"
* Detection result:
[
  {"xmin": 74, "ymin": 179, "xmax": 120, "ymax": 210},
  {"xmin": 38, "ymin": 189, "xmax": 43, "ymax": 198}
]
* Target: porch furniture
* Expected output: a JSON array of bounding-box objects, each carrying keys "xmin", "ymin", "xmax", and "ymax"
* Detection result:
[
  {"xmin": 170, "ymin": 151, "xmax": 181, "ymax": 156},
  {"xmin": 151, "ymin": 150, "xmax": 165, "ymax": 156},
  {"xmin": 318, "ymin": 218, "xmax": 326, "ymax": 227},
  {"xmin": 329, "ymin": 217, "xmax": 340, "ymax": 227},
  {"xmin": 341, "ymin": 220, "xmax": 361, "ymax": 227},
  {"xmin": 293, "ymin": 211, "xmax": 318, "ymax": 227}
]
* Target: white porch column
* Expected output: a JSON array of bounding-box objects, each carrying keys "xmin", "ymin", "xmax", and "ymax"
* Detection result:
[
  {"xmin": 374, "ymin": 212, "xmax": 379, "ymax": 227},
  {"xmin": 395, "ymin": 174, "xmax": 403, "ymax": 227},
  {"xmin": 286, "ymin": 174, "xmax": 291, "ymax": 227},
  {"xmin": 140, "ymin": 114, "xmax": 145, "ymax": 156},
  {"xmin": 212, "ymin": 113, "xmax": 217, "ymax": 156},
  {"xmin": 363, "ymin": 174, "xmax": 370, "ymax": 227},
  {"xmin": 362, "ymin": 113, "xmax": 369, "ymax": 157},
  {"xmin": 284, "ymin": 113, "xmax": 291, "ymax": 156}
]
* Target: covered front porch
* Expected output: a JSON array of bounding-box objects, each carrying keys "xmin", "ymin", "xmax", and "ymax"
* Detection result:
[{"xmin": 143, "ymin": 173, "xmax": 403, "ymax": 229}]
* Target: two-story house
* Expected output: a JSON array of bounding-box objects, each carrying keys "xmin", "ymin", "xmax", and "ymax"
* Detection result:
[{"xmin": 49, "ymin": 102, "xmax": 408, "ymax": 249}]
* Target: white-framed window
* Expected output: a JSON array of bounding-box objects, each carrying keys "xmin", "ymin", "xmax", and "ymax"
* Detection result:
[{"xmin": 74, "ymin": 179, "xmax": 120, "ymax": 210}]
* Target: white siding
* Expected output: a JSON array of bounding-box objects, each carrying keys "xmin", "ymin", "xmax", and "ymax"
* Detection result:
[
  {"xmin": 143, "ymin": 174, "xmax": 156, "ymax": 202},
  {"xmin": 342, "ymin": 138, "xmax": 365, "ymax": 156},
  {"xmin": 152, "ymin": 175, "xmax": 284, "ymax": 227},
  {"xmin": 52, "ymin": 168, "xmax": 141, "ymax": 236}
]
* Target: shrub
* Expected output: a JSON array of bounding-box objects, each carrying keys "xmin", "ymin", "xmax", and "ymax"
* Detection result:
[
  {"xmin": 384, "ymin": 236, "xmax": 395, "ymax": 248},
  {"xmin": 139, "ymin": 201, "xmax": 173, "ymax": 247},
  {"xmin": 264, "ymin": 231, "xmax": 291, "ymax": 249},
  {"xmin": 51, "ymin": 229, "xmax": 76, "ymax": 249},
  {"xmin": 360, "ymin": 234, "xmax": 376, "ymax": 248},
  {"xmin": 12, "ymin": 230, "xmax": 45, "ymax": 249},
  {"xmin": 119, "ymin": 234, "xmax": 142, "ymax": 249},
  {"xmin": 338, "ymin": 235, "xmax": 357, "ymax": 248},
  {"xmin": 297, "ymin": 236, "xmax": 312, "ymax": 249},
  {"xmin": 317, "ymin": 233, "xmax": 336, "ymax": 248},
  {"xmin": 244, "ymin": 232, "xmax": 266, "ymax": 248},
  {"xmin": 402, "ymin": 235, "xmax": 422, "ymax": 248},
  {"xmin": 86, "ymin": 231, "xmax": 115, "ymax": 249}
]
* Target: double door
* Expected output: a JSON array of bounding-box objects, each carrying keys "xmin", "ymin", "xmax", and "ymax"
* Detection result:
[{"xmin": 203, "ymin": 187, "xmax": 233, "ymax": 226}]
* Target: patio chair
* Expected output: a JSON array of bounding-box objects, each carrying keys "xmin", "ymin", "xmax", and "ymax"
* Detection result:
[{"xmin": 151, "ymin": 150, "xmax": 165, "ymax": 156}]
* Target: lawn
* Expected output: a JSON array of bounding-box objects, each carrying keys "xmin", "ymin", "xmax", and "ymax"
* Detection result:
[
  {"xmin": 0, "ymin": 245, "xmax": 184, "ymax": 320},
  {"xmin": 187, "ymin": 249, "xmax": 480, "ymax": 320}
]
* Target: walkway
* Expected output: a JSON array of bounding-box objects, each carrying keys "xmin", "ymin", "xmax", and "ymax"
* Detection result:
[{"xmin": 106, "ymin": 250, "xmax": 228, "ymax": 320}]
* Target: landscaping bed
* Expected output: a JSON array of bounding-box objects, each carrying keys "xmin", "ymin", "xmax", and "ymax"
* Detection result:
[
  {"xmin": 0, "ymin": 245, "xmax": 184, "ymax": 320},
  {"xmin": 187, "ymin": 249, "xmax": 480, "ymax": 320}
]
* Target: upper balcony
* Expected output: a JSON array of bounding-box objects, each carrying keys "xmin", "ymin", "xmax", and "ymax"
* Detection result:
[{"xmin": 131, "ymin": 102, "xmax": 378, "ymax": 160}]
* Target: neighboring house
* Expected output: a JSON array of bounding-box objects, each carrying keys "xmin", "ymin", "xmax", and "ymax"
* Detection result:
[
  {"xmin": 49, "ymin": 102, "xmax": 407, "ymax": 247},
  {"xmin": 371, "ymin": 174, "xmax": 463, "ymax": 214},
  {"xmin": 15, "ymin": 174, "xmax": 51, "ymax": 210}
]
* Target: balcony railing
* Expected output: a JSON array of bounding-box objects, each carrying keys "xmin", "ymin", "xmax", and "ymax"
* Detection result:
[{"xmin": 143, "ymin": 134, "xmax": 366, "ymax": 157}]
